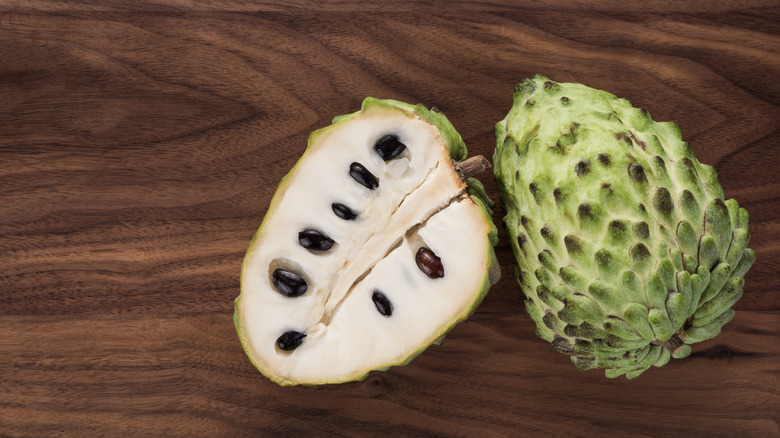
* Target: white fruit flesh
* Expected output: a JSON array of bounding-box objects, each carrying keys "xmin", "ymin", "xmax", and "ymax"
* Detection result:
[{"xmin": 236, "ymin": 102, "xmax": 493, "ymax": 385}]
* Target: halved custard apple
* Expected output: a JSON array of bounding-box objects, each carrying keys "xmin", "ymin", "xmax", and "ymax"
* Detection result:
[{"xmin": 234, "ymin": 98, "xmax": 500, "ymax": 385}]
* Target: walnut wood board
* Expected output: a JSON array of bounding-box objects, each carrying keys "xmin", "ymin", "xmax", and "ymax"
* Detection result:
[{"xmin": 1, "ymin": 2, "xmax": 779, "ymax": 437}]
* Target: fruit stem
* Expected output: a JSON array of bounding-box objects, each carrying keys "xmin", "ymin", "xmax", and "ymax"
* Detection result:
[
  {"xmin": 660, "ymin": 334, "xmax": 685, "ymax": 354},
  {"xmin": 456, "ymin": 155, "xmax": 491, "ymax": 179}
]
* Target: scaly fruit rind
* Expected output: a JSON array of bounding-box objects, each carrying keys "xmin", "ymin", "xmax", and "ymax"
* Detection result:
[{"xmin": 494, "ymin": 75, "xmax": 754, "ymax": 379}]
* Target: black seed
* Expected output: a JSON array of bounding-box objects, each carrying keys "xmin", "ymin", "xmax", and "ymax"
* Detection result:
[
  {"xmin": 560, "ymin": 96, "xmax": 571, "ymax": 105},
  {"xmin": 349, "ymin": 162, "xmax": 378, "ymax": 190},
  {"xmin": 544, "ymin": 80, "xmax": 558, "ymax": 91},
  {"xmin": 575, "ymin": 160, "xmax": 590, "ymax": 176},
  {"xmin": 653, "ymin": 187, "xmax": 674, "ymax": 215},
  {"xmin": 277, "ymin": 330, "xmax": 306, "ymax": 351},
  {"xmin": 430, "ymin": 106, "xmax": 441, "ymax": 113},
  {"xmin": 628, "ymin": 163, "xmax": 646, "ymax": 183},
  {"xmin": 529, "ymin": 182, "xmax": 538, "ymax": 195},
  {"xmin": 598, "ymin": 153, "xmax": 611, "ymax": 165},
  {"xmin": 272, "ymin": 269, "xmax": 307, "ymax": 297},
  {"xmin": 298, "ymin": 229, "xmax": 335, "ymax": 251},
  {"xmin": 564, "ymin": 324, "xmax": 578, "ymax": 337},
  {"xmin": 332, "ymin": 202, "xmax": 358, "ymax": 220},
  {"xmin": 540, "ymin": 225, "xmax": 553, "ymax": 240},
  {"xmin": 633, "ymin": 221, "xmax": 650, "ymax": 239},
  {"xmin": 525, "ymin": 99, "xmax": 536, "ymax": 108},
  {"xmin": 416, "ymin": 247, "xmax": 444, "ymax": 279},
  {"xmin": 654, "ymin": 155, "xmax": 666, "ymax": 169},
  {"xmin": 374, "ymin": 134, "xmax": 406, "ymax": 160},
  {"xmin": 372, "ymin": 290, "xmax": 393, "ymax": 317},
  {"xmin": 638, "ymin": 203, "xmax": 647, "ymax": 213},
  {"xmin": 521, "ymin": 215, "xmax": 531, "ymax": 229}
]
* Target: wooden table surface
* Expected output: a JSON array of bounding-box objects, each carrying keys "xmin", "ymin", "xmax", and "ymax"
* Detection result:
[{"xmin": 2, "ymin": 2, "xmax": 779, "ymax": 437}]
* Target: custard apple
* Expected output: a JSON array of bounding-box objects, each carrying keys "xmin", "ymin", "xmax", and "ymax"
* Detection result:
[
  {"xmin": 235, "ymin": 98, "xmax": 500, "ymax": 385},
  {"xmin": 494, "ymin": 75, "xmax": 755, "ymax": 379}
]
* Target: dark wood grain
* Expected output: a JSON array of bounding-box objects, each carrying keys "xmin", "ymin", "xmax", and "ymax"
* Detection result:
[{"xmin": 1, "ymin": 2, "xmax": 778, "ymax": 437}]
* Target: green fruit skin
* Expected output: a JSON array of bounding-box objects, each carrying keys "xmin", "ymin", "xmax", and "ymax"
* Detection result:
[
  {"xmin": 494, "ymin": 75, "xmax": 755, "ymax": 379},
  {"xmin": 235, "ymin": 97, "xmax": 500, "ymax": 385}
]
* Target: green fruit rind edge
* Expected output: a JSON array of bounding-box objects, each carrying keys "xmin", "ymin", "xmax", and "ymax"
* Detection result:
[{"xmin": 494, "ymin": 74, "xmax": 754, "ymax": 379}]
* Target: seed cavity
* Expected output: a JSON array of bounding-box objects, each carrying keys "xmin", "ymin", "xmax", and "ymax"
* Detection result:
[
  {"xmin": 298, "ymin": 229, "xmax": 335, "ymax": 251},
  {"xmin": 349, "ymin": 162, "xmax": 378, "ymax": 190},
  {"xmin": 598, "ymin": 153, "xmax": 611, "ymax": 165},
  {"xmin": 332, "ymin": 202, "xmax": 358, "ymax": 220},
  {"xmin": 276, "ymin": 330, "xmax": 306, "ymax": 351},
  {"xmin": 416, "ymin": 247, "xmax": 444, "ymax": 279},
  {"xmin": 271, "ymin": 268, "xmax": 308, "ymax": 297},
  {"xmin": 374, "ymin": 134, "xmax": 406, "ymax": 161},
  {"xmin": 372, "ymin": 290, "xmax": 393, "ymax": 317}
]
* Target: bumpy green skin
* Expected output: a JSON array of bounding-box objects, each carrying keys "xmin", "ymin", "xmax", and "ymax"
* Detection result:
[{"xmin": 494, "ymin": 75, "xmax": 755, "ymax": 379}]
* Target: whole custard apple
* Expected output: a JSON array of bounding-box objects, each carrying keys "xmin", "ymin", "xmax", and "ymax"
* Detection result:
[{"xmin": 494, "ymin": 75, "xmax": 755, "ymax": 379}]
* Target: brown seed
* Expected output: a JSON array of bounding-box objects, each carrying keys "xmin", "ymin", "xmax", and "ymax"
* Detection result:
[{"xmin": 416, "ymin": 247, "xmax": 444, "ymax": 279}]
